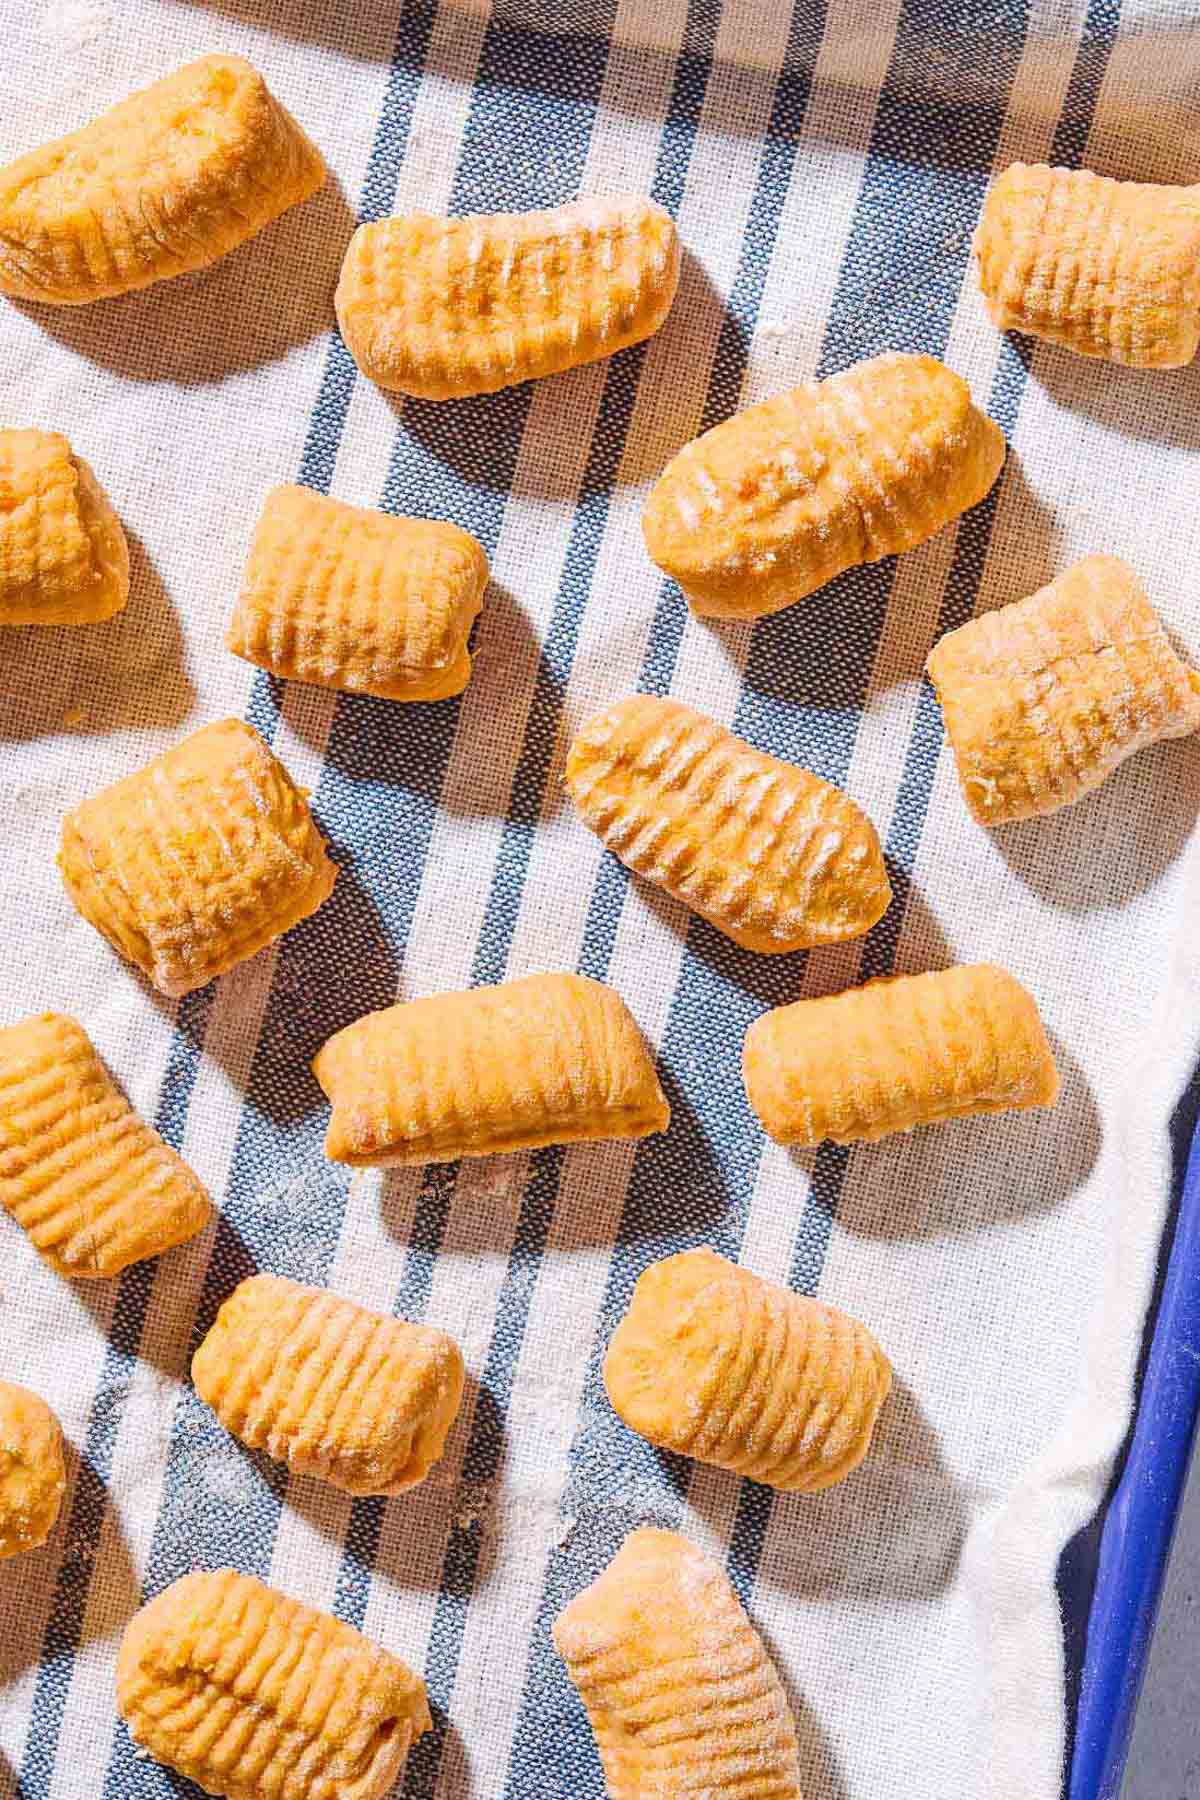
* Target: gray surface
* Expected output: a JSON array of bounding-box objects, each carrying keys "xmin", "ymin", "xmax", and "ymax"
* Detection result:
[{"xmin": 1122, "ymin": 1438, "xmax": 1200, "ymax": 1799}]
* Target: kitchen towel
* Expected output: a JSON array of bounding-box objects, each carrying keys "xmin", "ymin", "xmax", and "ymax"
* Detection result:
[{"xmin": 1, "ymin": 0, "xmax": 1199, "ymax": 1796}]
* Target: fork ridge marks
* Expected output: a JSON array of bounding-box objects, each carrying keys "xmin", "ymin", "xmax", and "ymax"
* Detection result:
[
  {"xmin": 0, "ymin": 1012, "xmax": 211, "ymax": 1278},
  {"xmin": 554, "ymin": 1528, "xmax": 805, "ymax": 1800},
  {"xmin": 642, "ymin": 350, "xmax": 1006, "ymax": 619},
  {"xmin": 312, "ymin": 971, "xmax": 670, "ymax": 1168},
  {"xmin": 0, "ymin": 54, "xmax": 324, "ymax": 306},
  {"xmin": 0, "ymin": 1381, "xmax": 65, "ymax": 1558},
  {"xmin": 0, "ymin": 429, "xmax": 129, "ymax": 624},
  {"xmin": 566, "ymin": 694, "xmax": 892, "ymax": 954},
  {"xmin": 192, "ymin": 1273, "xmax": 465, "ymax": 1495},
  {"xmin": 927, "ymin": 554, "xmax": 1200, "ymax": 826},
  {"xmin": 335, "ymin": 194, "xmax": 681, "ymax": 400},
  {"xmin": 58, "ymin": 718, "xmax": 337, "ymax": 999},
  {"xmin": 744, "ymin": 962, "xmax": 1060, "ymax": 1147},
  {"xmin": 117, "ymin": 1569, "xmax": 431, "ymax": 1800},
  {"xmin": 225, "ymin": 484, "xmax": 489, "ymax": 702},
  {"xmin": 976, "ymin": 164, "xmax": 1200, "ymax": 368},
  {"xmin": 605, "ymin": 1248, "xmax": 892, "ymax": 1493}
]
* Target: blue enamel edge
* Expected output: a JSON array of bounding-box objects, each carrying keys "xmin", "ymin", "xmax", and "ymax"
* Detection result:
[{"xmin": 1067, "ymin": 1072, "xmax": 1200, "ymax": 1798}]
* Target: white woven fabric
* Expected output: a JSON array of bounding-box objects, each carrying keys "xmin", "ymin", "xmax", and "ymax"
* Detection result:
[{"xmin": 1, "ymin": 2, "xmax": 1199, "ymax": 1797}]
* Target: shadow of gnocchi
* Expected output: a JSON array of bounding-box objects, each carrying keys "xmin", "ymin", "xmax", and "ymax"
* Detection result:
[
  {"xmin": 990, "ymin": 731, "xmax": 1200, "ymax": 914},
  {"xmin": 6, "ymin": 176, "xmax": 355, "ymax": 386},
  {"xmin": 378, "ymin": 245, "xmax": 745, "ymax": 502},
  {"xmin": 0, "ymin": 525, "xmax": 193, "ymax": 742},
  {"xmin": 0, "ymin": 1438, "xmax": 141, "ymax": 1686},
  {"xmin": 790, "ymin": 1025, "xmax": 1098, "ymax": 1243},
  {"xmin": 701, "ymin": 1374, "xmax": 968, "ymax": 1606}
]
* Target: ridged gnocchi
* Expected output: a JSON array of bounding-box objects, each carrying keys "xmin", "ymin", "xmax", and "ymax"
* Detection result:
[
  {"xmin": 606, "ymin": 1248, "xmax": 890, "ymax": 1490},
  {"xmin": 927, "ymin": 555, "xmax": 1200, "ymax": 825},
  {"xmin": 976, "ymin": 163, "xmax": 1200, "ymax": 367},
  {"xmin": 0, "ymin": 1381, "xmax": 65, "ymax": 1559},
  {"xmin": 0, "ymin": 429, "xmax": 128, "ymax": 624},
  {"xmin": 117, "ymin": 1569, "xmax": 430, "ymax": 1800},
  {"xmin": 643, "ymin": 351, "xmax": 1005, "ymax": 618},
  {"xmin": 0, "ymin": 55, "xmax": 324, "ymax": 305},
  {"xmin": 554, "ymin": 1528, "xmax": 803, "ymax": 1799},
  {"xmin": 744, "ymin": 962, "xmax": 1059, "ymax": 1146},
  {"xmin": 335, "ymin": 195, "xmax": 680, "ymax": 399},
  {"xmin": 226, "ymin": 484, "xmax": 488, "ymax": 701},
  {"xmin": 313, "ymin": 971, "xmax": 669, "ymax": 1167},
  {"xmin": 0, "ymin": 1012, "xmax": 211, "ymax": 1278},
  {"xmin": 192, "ymin": 1273, "xmax": 464, "ymax": 1495},
  {"xmin": 59, "ymin": 718, "xmax": 336, "ymax": 998},
  {"xmin": 566, "ymin": 694, "xmax": 891, "ymax": 952}
]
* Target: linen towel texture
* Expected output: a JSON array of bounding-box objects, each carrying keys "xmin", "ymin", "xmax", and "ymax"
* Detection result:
[{"xmin": 0, "ymin": 1, "xmax": 1197, "ymax": 1798}]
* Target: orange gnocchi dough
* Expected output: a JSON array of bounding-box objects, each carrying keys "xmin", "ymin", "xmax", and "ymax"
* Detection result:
[
  {"xmin": 744, "ymin": 962, "xmax": 1059, "ymax": 1147},
  {"xmin": 0, "ymin": 429, "xmax": 128, "ymax": 624},
  {"xmin": 0, "ymin": 1381, "xmax": 65, "ymax": 1558},
  {"xmin": 59, "ymin": 718, "xmax": 336, "ymax": 998},
  {"xmin": 976, "ymin": 164, "xmax": 1200, "ymax": 367},
  {"xmin": 927, "ymin": 555, "xmax": 1200, "ymax": 826},
  {"xmin": 0, "ymin": 1012, "xmax": 210, "ymax": 1278},
  {"xmin": 226, "ymin": 484, "xmax": 488, "ymax": 701},
  {"xmin": 193, "ymin": 1273, "xmax": 464, "ymax": 1495},
  {"xmin": 554, "ymin": 1528, "xmax": 804, "ymax": 1799},
  {"xmin": 605, "ymin": 1248, "xmax": 891, "ymax": 1492},
  {"xmin": 313, "ymin": 972, "xmax": 669, "ymax": 1167},
  {"xmin": 335, "ymin": 195, "xmax": 680, "ymax": 399},
  {"xmin": 0, "ymin": 55, "xmax": 324, "ymax": 305},
  {"xmin": 117, "ymin": 1569, "xmax": 430, "ymax": 1800},
  {"xmin": 643, "ymin": 351, "xmax": 1004, "ymax": 619},
  {"xmin": 566, "ymin": 694, "xmax": 891, "ymax": 953}
]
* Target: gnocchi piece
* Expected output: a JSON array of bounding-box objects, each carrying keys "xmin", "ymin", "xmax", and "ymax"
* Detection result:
[
  {"xmin": 0, "ymin": 1381, "xmax": 66, "ymax": 1558},
  {"xmin": 744, "ymin": 962, "xmax": 1059, "ymax": 1147},
  {"xmin": 0, "ymin": 55, "xmax": 324, "ymax": 306},
  {"xmin": 604, "ymin": 1248, "xmax": 890, "ymax": 1492},
  {"xmin": 927, "ymin": 555, "xmax": 1200, "ymax": 826},
  {"xmin": 554, "ymin": 1528, "xmax": 803, "ymax": 1799},
  {"xmin": 313, "ymin": 971, "xmax": 669, "ymax": 1168},
  {"xmin": 193, "ymin": 1273, "xmax": 464, "ymax": 1495},
  {"xmin": 975, "ymin": 164, "xmax": 1200, "ymax": 367},
  {"xmin": 0, "ymin": 429, "xmax": 128, "ymax": 624},
  {"xmin": 0, "ymin": 1012, "xmax": 210, "ymax": 1279},
  {"xmin": 566, "ymin": 694, "xmax": 891, "ymax": 953},
  {"xmin": 117, "ymin": 1569, "xmax": 430, "ymax": 1800},
  {"xmin": 226, "ymin": 484, "xmax": 488, "ymax": 701},
  {"xmin": 335, "ymin": 195, "xmax": 680, "ymax": 399},
  {"xmin": 643, "ymin": 350, "xmax": 1005, "ymax": 619},
  {"xmin": 59, "ymin": 718, "xmax": 336, "ymax": 998}
]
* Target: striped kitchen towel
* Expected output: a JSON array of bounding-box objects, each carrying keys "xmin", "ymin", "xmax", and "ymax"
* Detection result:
[{"xmin": 1, "ymin": 1, "xmax": 1199, "ymax": 1796}]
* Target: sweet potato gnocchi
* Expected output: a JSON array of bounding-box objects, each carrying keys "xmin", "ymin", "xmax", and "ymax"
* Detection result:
[
  {"xmin": 335, "ymin": 195, "xmax": 680, "ymax": 398},
  {"xmin": 976, "ymin": 163, "xmax": 1200, "ymax": 367},
  {"xmin": 554, "ymin": 1528, "xmax": 803, "ymax": 1798},
  {"xmin": 927, "ymin": 555, "xmax": 1200, "ymax": 826},
  {"xmin": 0, "ymin": 1381, "xmax": 65, "ymax": 1559},
  {"xmin": 605, "ymin": 1247, "xmax": 891, "ymax": 1491},
  {"xmin": 643, "ymin": 350, "xmax": 1005, "ymax": 618},
  {"xmin": 59, "ymin": 718, "xmax": 336, "ymax": 998},
  {"xmin": 0, "ymin": 55, "xmax": 324, "ymax": 305},
  {"xmin": 566, "ymin": 694, "xmax": 891, "ymax": 952},
  {"xmin": 744, "ymin": 962, "xmax": 1059, "ymax": 1146},
  {"xmin": 313, "ymin": 971, "xmax": 669, "ymax": 1167},
  {"xmin": 226, "ymin": 484, "xmax": 488, "ymax": 701},
  {"xmin": 193, "ymin": 1273, "xmax": 464, "ymax": 1495},
  {"xmin": 0, "ymin": 1012, "xmax": 210, "ymax": 1278},
  {"xmin": 117, "ymin": 1569, "xmax": 430, "ymax": 1800},
  {"xmin": 0, "ymin": 429, "xmax": 128, "ymax": 624}
]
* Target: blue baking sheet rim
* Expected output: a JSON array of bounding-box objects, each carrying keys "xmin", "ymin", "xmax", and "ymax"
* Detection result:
[{"xmin": 1061, "ymin": 1067, "xmax": 1200, "ymax": 1798}]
